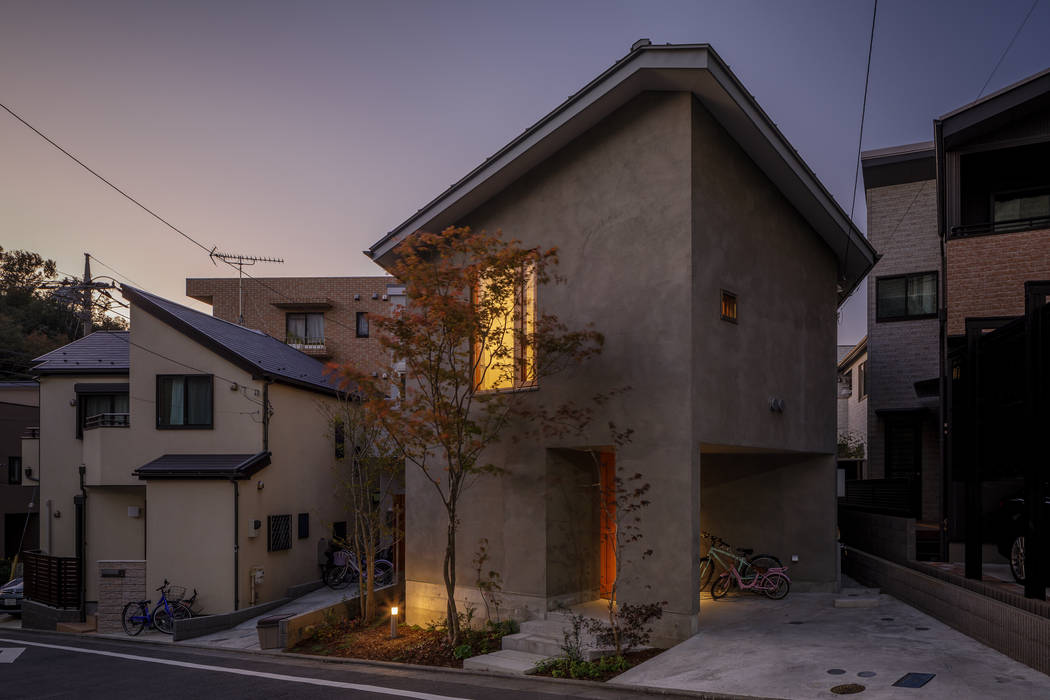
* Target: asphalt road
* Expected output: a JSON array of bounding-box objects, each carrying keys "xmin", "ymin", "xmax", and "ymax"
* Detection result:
[{"xmin": 0, "ymin": 631, "xmax": 705, "ymax": 700}]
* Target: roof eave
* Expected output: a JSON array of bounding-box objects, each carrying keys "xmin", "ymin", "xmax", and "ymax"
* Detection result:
[{"xmin": 367, "ymin": 43, "xmax": 876, "ymax": 296}]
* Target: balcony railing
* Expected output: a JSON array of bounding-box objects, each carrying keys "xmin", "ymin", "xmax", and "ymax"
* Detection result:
[
  {"xmin": 21, "ymin": 426, "xmax": 40, "ymax": 439},
  {"xmin": 84, "ymin": 413, "xmax": 130, "ymax": 429},
  {"xmin": 286, "ymin": 335, "xmax": 328, "ymax": 355},
  {"xmin": 950, "ymin": 215, "xmax": 1050, "ymax": 239}
]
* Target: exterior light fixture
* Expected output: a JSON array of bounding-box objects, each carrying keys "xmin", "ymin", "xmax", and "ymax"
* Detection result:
[{"xmin": 390, "ymin": 605, "xmax": 399, "ymax": 638}]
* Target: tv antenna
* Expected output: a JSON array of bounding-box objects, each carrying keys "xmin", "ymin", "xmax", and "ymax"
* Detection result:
[{"xmin": 209, "ymin": 249, "xmax": 284, "ymax": 325}]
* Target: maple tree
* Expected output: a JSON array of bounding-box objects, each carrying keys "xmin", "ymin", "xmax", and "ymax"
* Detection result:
[{"xmin": 333, "ymin": 225, "xmax": 603, "ymax": 643}]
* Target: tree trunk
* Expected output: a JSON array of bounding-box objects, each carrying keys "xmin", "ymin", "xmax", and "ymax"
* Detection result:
[
  {"xmin": 443, "ymin": 514, "xmax": 460, "ymax": 644},
  {"xmin": 363, "ymin": 548, "xmax": 376, "ymax": 623}
]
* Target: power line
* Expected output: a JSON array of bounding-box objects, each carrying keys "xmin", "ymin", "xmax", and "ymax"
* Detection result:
[
  {"xmin": 977, "ymin": 0, "xmax": 1040, "ymax": 99},
  {"xmin": 842, "ymin": 0, "xmax": 878, "ymax": 283},
  {"xmin": 89, "ymin": 254, "xmax": 144, "ymax": 288},
  {"xmin": 0, "ymin": 102, "xmax": 382, "ymax": 339}
]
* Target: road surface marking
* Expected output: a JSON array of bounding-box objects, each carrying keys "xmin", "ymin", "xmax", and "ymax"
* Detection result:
[
  {"xmin": 0, "ymin": 647, "xmax": 24, "ymax": 663},
  {"xmin": 0, "ymin": 639, "xmax": 470, "ymax": 699}
]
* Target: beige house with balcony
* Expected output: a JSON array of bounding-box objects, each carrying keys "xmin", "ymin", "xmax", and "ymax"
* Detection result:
[{"xmin": 28, "ymin": 286, "xmax": 346, "ymax": 622}]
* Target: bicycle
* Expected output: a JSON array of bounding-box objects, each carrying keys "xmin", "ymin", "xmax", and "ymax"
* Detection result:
[
  {"xmin": 175, "ymin": 587, "xmax": 203, "ymax": 617},
  {"xmin": 711, "ymin": 558, "xmax": 790, "ymax": 600},
  {"xmin": 121, "ymin": 580, "xmax": 191, "ymax": 635},
  {"xmin": 323, "ymin": 548, "xmax": 394, "ymax": 590},
  {"xmin": 699, "ymin": 532, "xmax": 783, "ymax": 595}
]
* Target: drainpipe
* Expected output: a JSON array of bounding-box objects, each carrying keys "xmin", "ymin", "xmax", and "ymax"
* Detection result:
[
  {"xmin": 74, "ymin": 464, "xmax": 87, "ymax": 623},
  {"xmin": 262, "ymin": 380, "xmax": 272, "ymax": 451},
  {"xmin": 935, "ymin": 120, "xmax": 950, "ymax": 563},
  {"xmin": 231, "ymin": 478, "xmax": 239, "ymax": 611}
]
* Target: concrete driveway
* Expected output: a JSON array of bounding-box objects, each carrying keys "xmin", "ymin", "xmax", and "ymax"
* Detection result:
[{"xmin": 613, "ymin": 583, "xmax": 1050, "ymax": 699}]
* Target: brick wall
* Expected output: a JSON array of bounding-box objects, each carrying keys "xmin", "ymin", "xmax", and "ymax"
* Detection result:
[
  {"xmin": 96, "ymin": 560, "xmax": 145, "ymax": 634},
  {"xmin": 946, "ymin": 228, "xmax": 1050, "ymax": 336},
  {"xmin": 185, "ymin": 277, "xmax": 400, "ymax": 375}
]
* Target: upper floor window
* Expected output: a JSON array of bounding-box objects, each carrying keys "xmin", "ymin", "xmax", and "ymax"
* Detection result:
[
  {"xmin": 876, "ymin": 272, "xmax": 937, "ymax": 322},
  {"xmin": 994, "ymin": 187, "xmax": 1050, "ymax": 232},
  {"xmin": 356, "ymin": 312, "xmax": 369, "ymax": 338},
  {"xmin": 474, "ymin": 265, "xmax": 536, "ymax": 392},
  {"xmin": 858, "ymin": 361, "xmax": 868, "ymax": 400},
  {"xmin": 157, "ymin": 375, "xmax": 213, "ymax": 429},
  {"xmin": 720, "ymin": 290, "xmax": 738, "ymax": 323},
  {"xmin": 286, "ymin": 312, "xmax": 324, "ymax": 346}
]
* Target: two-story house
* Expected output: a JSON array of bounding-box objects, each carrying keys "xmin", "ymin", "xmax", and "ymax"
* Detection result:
[
  {"xmin": 837, "ymin": 337, "xmax": 868, "ymax": 486},
  {"xmin": 0, "ymin": 381, "xmax": 39, "ymax": 561},
  {"xmin": 365, "ymin": 41, "xmax": 876, "ymax": 645},
  {"xmin": 862, "ymin": 66, "xmax": 1050, "ymax": 562},
  {"xmin": 27, "ymin": 285, "xmax": 346, "ymax": 626},
  {"xmin": 186, "ymin": 276, "xmax": 403, "ymax": 374}
]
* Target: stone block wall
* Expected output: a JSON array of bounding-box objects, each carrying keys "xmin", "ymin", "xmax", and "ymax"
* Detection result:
[{"xmin": 96, "ymin": 560, "xmax": 145, "ymax": 634}]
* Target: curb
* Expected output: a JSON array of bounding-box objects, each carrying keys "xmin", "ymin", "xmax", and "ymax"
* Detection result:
[{"xmin": 7, "ymin": 625, "xmax": 787, "ymax": 700}]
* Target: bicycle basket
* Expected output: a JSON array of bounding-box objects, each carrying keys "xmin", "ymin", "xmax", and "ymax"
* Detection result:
[
  {"xmin": 332, "ymin": 551, "xmax": 348, "ymax": 566},
  {"xmin": 166, "ymin": 585, "xmax": 187, "ymax": 601}
]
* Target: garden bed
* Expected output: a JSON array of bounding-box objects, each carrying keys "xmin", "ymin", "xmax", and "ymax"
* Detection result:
[
  {"xmin": 288, "ymin": 616, "xmax": 513, "ymax": 668},
  {"xmin": 531, "ymin": 648, "xmax": 663, "ymax": 681}
]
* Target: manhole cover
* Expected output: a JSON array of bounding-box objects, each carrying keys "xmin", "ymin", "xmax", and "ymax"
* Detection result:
[
  {"xmin": 831, "ymin": 684, "xmax": 866, "ymax": 695},
  {"xmin": 893, "ymin": 673, "xmax": 936, "ymax": 688},
  {"xmin": 827, "ymin": 669, "xmax": 846, "ymax": 675},
  {"xmin": 858, "ymin": 671, "xmax": 876, "ymax": 678}
]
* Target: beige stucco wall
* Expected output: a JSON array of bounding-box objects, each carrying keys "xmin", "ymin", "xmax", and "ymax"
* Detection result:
[
  {"xmin": 399, "ymin": 90, "xmax": 842, "ymax": 642},
  {"xmin": 0, "ymin": 384, "xmax": 39, "ymax": 407},
  {"xmin": 146, "ymin": 480, "xmax": 234, "ymax": 613},
  {"xmin": 38, "ymin": 374, "xmax": 126, "ymax": 558},
  {"xmin": 84, "ymin": 486, "xmax": 146, "ymax": 603}
]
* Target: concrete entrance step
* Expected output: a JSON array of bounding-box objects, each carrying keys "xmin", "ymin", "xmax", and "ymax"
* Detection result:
[
  {"xmin": 462, "ymin": 649, "xmax": 545, "ymax": 674},
  {"xmin": 501, "ymin": 617, "xmax": 611, "ymax": 660},
  {"xmin": 57, "ymin": 615, "xmax": 97, "ymax": 634}
]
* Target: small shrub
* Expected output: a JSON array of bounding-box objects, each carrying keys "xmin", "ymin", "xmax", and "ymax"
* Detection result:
[
  {"xmin": 533, "ymin": 655, "xmax": 630, "ymax": 680},
  {"xmin": 587, "ymin": 602, "xmax": 663, "ymax": 653},
  {"xmin": 453, "ymin": 643, "xmax": 474, "ymax": 659}
]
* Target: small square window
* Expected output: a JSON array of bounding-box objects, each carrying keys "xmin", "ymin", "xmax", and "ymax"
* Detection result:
[
  {"xmin": 720, "ymin": 290, "xmax": 738, "ymax": 323},
  {"xmin": 858, "ymin": 362, "xmax": 868, "ymax": 400},
  {"xmin": 356, "ymin": 312, "xmax": 369, "ymax": 338},
  {"xmin": 8, "ymin": 456, "xmax": 22, "ymax": 485},
  {"xmin": 297, "ymin": 513, "xmax": 310, "ymax": 539},
  {"xmin": 268, "ymin": 514, "xmax": 292, "ymax": 552}
]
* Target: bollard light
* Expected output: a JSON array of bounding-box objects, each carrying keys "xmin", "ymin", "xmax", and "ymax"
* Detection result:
[{"xmin": 390, "ymin": 606, "xmax": 399, "ymax": 639}]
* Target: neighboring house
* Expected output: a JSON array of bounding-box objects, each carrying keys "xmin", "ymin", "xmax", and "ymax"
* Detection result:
[
  {"xmin": 861, "ymin": 67, "xmax": 1050, "ymax": 552},
  {"xmin": 836, "ymin": 337, "xmax": 867, "ymax": 484},
  {"xmin": 186, "ymin": 276, "xmax": 403, "ymax": 374},
  {"xmin": 29, "ymin": 286, "xmax": 345, "ymax": 620},
  {"xmin": 365, "ymin": 42, "xmax": 876, "ymax": 644},
  {"xmin": 0, "ymin": 382, "xmax": 39, "ymax": 560}
]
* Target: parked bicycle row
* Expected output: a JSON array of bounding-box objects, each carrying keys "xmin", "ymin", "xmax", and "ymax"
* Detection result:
[{"xmin": 699, "ymin": 531, "xmax": 790, "ymax": 600}]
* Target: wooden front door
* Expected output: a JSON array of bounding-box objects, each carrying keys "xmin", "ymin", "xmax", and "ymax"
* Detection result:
[{"xmin": 599, "ymin": 452, "xmax": 616, "ymax": 598}]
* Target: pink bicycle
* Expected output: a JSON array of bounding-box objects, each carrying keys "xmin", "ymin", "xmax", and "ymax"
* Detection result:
[{"xmin": 711, "ymin": 560, "xmax": 790, "ymax": 600}]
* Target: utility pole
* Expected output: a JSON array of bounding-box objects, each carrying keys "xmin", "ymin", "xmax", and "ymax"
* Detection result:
[
  {"xmin": 81, "ymin": 253, "xmax": 93, "ymax": 337},
  {"xmin": 208, "ymin": 249, "xmax": 284, "ymax": 325}
]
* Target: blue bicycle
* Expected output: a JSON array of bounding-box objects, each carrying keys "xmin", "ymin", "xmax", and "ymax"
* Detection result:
[{"xmin": 121, "ymin": 580, "xmax": 190, "ymax": 635}]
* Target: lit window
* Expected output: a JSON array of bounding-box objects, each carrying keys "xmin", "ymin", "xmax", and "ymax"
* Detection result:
[
  {"xmin": 475, "ymin": 265, "xmax": 537, "ymax": 391},
  {"xmin": 720, "ymin": 290, "xmax": 737, "ymax": 323},
  {"xmin": 876, "ymin": 272, "xmax": 937, "ymax": 321}
]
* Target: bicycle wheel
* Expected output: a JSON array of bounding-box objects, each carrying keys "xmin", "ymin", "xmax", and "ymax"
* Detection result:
[
  {"xmin": 153, "ymin": 603, "xmax": 176, "ymax": 634},
  {"xmin": 699, "ymin": 556, "xmax": 714, "ymax": 593},
  {"xmin": 324, "ymin": 564, "xmax": 351, "ymax": 590},
  {"xmin": 763, "ymin": 572, "xmax": 790, "ymax": 600},
  {"xmin": 1010, "ymin": 535, "xmax": 1026, "ymax": 584},
  {"xmin": 741, "ymin": 554, "xmax": 783, "ymax": 588},
  {"xmin": 373, "ymin": 560, "xmax": 394, "ymax": 587},
  {"xmin": 711, "ymin": 573, "xmax": 733, "ymax": 599},
  {"xmin": 121, "ymin": 602, "xmax": 146, "ymax": 636}
]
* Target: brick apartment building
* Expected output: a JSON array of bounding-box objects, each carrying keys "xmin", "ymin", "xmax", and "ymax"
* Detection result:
[
  {"xmin": 860, "ymin": 67, "xmax": 1050, "ymax": 558},
  {"xmin": 186, "ymin": 276, "xmax": 403, "ymax": 375}
]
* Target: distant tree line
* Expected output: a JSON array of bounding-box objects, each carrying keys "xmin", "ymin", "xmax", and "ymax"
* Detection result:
[{"xmin": 0, "ymin": 246, "xmax": 126, "ymax": 380}]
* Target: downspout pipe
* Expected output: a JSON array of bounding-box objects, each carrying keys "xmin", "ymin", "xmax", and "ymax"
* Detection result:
[
  {"xmin": 935, "ymin": 119, "xmax": 950, "ymax": 563},
  {"xmin": 232, "ymin": 478, "xmax": 239, "ymax": 612},
  {"xmin": 74, "ymin": 464, "xmax": 87, "ymax": 623}
]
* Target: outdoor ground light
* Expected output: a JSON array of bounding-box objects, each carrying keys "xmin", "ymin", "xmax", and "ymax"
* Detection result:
[{"xmin": 390, "ymin": 605, "xmax": 399, "ymax": 639}]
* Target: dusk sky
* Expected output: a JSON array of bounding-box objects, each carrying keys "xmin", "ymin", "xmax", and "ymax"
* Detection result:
[{"xmin": 2, "ymin": 0, "xmax": 1048, "ymax": 345}]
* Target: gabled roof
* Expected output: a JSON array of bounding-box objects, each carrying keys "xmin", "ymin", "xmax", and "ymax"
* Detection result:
[
  {"xmin": 120, "ymin": 286, "xmax": 341, "ymax": 396},
  {"xmin": 366, "ymin": 42, "xmax": 877, "ymax": 302},
  {"xmin": 31, "ymin": 331, "xmax": 130, "ymax": 375},
  {"xmin": 134, "ymin": 452, "xmax": 271, "ymax": 480},
  {"xmin": 837, "ymin": 335, "xmax": 867, "ymax": 372},
  {"xmin": 937, "ymin": 67, "xmax": 1050, "ymax": 147}
]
